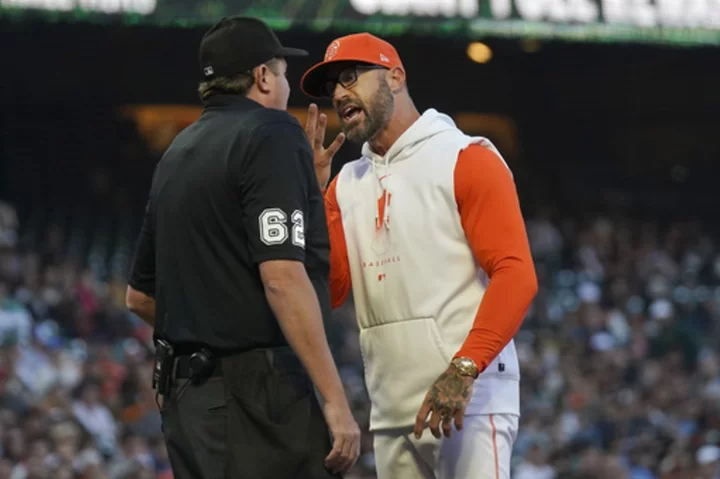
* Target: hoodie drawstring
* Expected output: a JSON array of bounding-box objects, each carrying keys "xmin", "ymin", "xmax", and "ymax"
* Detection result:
[
  {"xmin": 382, "ymin": 155, "xmax": 391, "ymax": 231},
  {"xmin": 373, "ymin": 155, "xmax": 391, "ymax": 232}
]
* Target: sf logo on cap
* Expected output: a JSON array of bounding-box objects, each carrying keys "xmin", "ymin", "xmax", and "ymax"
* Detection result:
[{"xmin": 325, "ymin": 41, "xmax": 340, "ymax": 61}]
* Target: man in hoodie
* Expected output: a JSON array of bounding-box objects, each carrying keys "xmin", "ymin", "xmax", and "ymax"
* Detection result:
[{"xmin": 300, "ymin": 33, "xmax": 538, "ymax": 479}]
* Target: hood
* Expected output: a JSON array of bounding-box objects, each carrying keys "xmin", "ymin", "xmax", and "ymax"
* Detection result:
[
  {"xmin": 361, "ymin": 108, "xmax": 458, "ymax": 165},
  {"xmin": 357, "ymin": 109, "xmax": 507, "ymax": 235},
  {"xmin": 363, "ymin": 108, "xmax": 460, "ymax": 234}
]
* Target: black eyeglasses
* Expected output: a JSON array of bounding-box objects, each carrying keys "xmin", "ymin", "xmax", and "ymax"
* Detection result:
[{"xmin": 324, "ymin": 65, "xmax": 387, "ymax": 97}]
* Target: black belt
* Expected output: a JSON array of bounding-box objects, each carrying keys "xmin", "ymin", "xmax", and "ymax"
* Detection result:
[
  {"xmin": 172, "ymin": 346, "xmax": 301, "ymax": 379},
  {"xmin": 174, "ymin": 354, "xmax": 224, "ymax": 379}
]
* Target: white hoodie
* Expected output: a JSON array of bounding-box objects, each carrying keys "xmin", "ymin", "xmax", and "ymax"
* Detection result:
[{"xmin": 333, "ymin": 109, "xmax": 520, "ymax": 430}]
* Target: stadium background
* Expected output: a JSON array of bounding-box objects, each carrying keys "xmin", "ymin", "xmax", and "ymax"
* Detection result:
[{"xmin": 1, "ymin": 1, "xmax": 720, "ymax": 477}]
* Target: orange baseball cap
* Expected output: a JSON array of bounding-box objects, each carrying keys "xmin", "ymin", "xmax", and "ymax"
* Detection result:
[{"xmin": 300, "ymin": 33, "xmax": 404, "ymax": 99}]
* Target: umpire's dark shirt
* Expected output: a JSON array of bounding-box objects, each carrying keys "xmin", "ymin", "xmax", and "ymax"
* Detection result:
[{"xmin": 128, "ymin": 95, "xmax": 331, "ymax": 353}]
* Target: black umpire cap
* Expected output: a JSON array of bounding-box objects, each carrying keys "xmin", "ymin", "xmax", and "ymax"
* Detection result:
[{"xmin": 199, "ymin": 16, "xmax": 308, "ymax": 80}]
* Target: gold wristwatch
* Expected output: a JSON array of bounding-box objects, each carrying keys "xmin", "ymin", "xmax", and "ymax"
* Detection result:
[{"xmin": 451, "ymin": 357, "xmax": 480, "ymax": 379}]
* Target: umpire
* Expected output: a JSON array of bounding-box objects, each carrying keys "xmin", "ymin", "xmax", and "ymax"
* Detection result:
[{"xmin": 125, "ymin": 16, "xmax": 360, "ymax": 479}]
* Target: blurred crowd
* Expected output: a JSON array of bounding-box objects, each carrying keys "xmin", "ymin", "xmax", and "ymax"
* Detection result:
[
  {"xmin": 0, "ymin": 200, "xmax": 167, "ymax": 479},
  {"xmin": 2, "ymin": 193, "xmax": 720, "ymax": 479},
  {"xmin": 512, "ymin": 213, "xmax": 720, "ymax": 479}
]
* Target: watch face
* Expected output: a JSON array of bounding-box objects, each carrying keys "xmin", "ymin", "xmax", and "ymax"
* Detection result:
[
  {"xmin": 454, "ymin": 358, "xmax": 478, "ymax": 377},
  {"xmin": 456, "ymin": 358, "xmax": 471, "ymax": 368}
]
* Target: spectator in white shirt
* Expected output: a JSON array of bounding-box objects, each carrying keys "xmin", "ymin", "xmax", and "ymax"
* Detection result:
[{"xmin": 72, "ymin": 380, "xmax": 117, "ymax": 455}]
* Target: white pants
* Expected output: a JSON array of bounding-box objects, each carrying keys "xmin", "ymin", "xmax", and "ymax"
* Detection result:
[{"xmin": 373, "ymin": 414, "xmax": 519, "ymax": 479}]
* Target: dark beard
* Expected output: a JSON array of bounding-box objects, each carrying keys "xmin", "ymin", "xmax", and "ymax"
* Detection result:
[{"xmin": 341, "ymin": 80, "xmax": 394, "ymax": 144}]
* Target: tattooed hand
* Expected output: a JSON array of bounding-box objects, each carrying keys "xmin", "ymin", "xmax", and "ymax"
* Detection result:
[{"xmin": 413, "ymin": 365, "xmax": 474, "ymax": 439}]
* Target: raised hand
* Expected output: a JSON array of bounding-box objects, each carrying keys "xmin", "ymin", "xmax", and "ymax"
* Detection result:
[{"xmin": 305, "ymin": 103, "xmax": 345, "ymax": 190}]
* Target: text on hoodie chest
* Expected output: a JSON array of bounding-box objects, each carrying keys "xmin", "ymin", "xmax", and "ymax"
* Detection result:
[{"xmin": 343, "ymin": 168, "xmax": 463, "ymax": 282}]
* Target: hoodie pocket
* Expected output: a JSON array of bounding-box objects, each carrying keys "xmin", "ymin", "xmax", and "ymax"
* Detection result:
[{"xmin": 359, "ymin": 317, "xmax": 453, "ymax": 429}]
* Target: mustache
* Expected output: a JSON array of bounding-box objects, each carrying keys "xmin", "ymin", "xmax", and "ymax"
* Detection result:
[{"xmin": 334, "ymin": 100, "xmax": 365, "ymax": 114}]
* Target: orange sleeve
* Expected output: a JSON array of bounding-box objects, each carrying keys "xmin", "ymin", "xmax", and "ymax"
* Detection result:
[
  {"xmin": 324, "ymin": 176, "xmax": 352, "ymax": 309},
  {"xmin": 453, "ymin": 145, "xmax": 538, "ymax": 372}
]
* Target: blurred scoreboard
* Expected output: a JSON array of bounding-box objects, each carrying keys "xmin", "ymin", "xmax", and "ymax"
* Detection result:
[{"xmin": 1, "ymin": 0, "xmax": 720, "ymax": 46}]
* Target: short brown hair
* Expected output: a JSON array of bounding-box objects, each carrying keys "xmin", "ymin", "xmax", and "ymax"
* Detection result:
[{"xmin": 197, "ymin": 58, "xmax": 284, "ymax": 100}]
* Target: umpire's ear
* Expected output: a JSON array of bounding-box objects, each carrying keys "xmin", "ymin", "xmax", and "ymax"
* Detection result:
[
  {"xmin": 254, "ymin": 59, "xmax": 285, "ymax": 95},
  {"xmin": 254, "ymin": 64, "xmax": 272, "ymax": 94}
]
